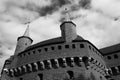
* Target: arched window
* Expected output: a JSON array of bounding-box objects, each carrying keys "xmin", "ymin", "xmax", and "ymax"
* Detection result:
[
  {"xmin": 67, "ymin": 71, "xmax": 74, "ymax": 79},
  {"xmin": 38, "ymin": 73, "xmax": 43, "ymax": 80}
]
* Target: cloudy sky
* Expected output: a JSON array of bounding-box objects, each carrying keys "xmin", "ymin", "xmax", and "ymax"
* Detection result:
[{"xmin": 0, "ymin": 0, "xmax": 120, "ymax": 71}]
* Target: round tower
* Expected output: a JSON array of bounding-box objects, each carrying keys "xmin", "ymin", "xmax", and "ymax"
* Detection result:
[
  {"xmin": 60, "ymin": 8, "xmax": 77, "ymax": 42},
  {"xmin": 14, "ymin": 25, "xmax": 33, "ymax": 55},
  {"xmin": 60, "ymin": 21, "xmax": 77, "ymax": 42}
]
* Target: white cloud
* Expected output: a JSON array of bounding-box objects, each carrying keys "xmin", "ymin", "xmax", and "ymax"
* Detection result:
[
  {"xmin": 1, "ymin": 0, "xmax": 120, "ymax": 73},
  {"xmin": 92, "ymin": 0, "xmax": 120, "ymax": 17}
]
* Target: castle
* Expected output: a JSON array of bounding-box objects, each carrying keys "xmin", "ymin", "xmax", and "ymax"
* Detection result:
[{"xmin": 0, "ymin": 18, "xmax": 120, "ymax": 80}]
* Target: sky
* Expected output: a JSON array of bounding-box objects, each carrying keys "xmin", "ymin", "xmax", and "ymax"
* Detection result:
[{"xmin": 0, "ymin": 0, "xmax": 120, "ymax": 71}]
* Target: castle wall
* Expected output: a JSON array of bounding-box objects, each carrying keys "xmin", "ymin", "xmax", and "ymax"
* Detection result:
[
  {"xmin": 104, "ymin": 52, "xmax": 120, "ymax": 67},
  {"xmin": 16, "ymin": 42, "xmax": 89, "ymax": 67}
]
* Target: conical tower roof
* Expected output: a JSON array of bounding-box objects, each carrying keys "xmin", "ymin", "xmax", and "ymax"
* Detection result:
[{"xmin": 23, "ymin": 24, "xmax": 29, "ymax": 37}]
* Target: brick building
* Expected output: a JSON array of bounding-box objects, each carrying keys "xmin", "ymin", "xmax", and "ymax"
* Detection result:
[{"xmin": 0, "ymin": 19, "xmax": 119, "ymax": 80}]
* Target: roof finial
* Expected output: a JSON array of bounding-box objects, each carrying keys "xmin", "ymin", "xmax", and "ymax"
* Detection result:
[
  {"xmin": 23, "ymin": 18, "xmax": 31, "ymax": 37},
  {"xmin": 65, "ymin": 6, "xmax": 71, "ymax": 21}
]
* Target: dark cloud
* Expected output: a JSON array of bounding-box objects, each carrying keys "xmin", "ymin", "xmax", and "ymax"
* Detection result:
[
  {"xmin": 1, "ymin": 0, "xmax": 92, "ymax": 23},
  {"xmin": 79, "ymin": 0, "xmax": 91, "ymax": 9},
  {"xmin": 37, "ymin": 0, "xmax": 71, "ymax": 16},
  {"xmin": 60, "ymin": 0, "xmax": 92, "ymax": 22}
]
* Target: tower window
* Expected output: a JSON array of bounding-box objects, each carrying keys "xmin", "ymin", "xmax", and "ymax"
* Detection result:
[
  {"xmin": 80, "ymin": 44, "xmax": 84, "ymax": 48},
  {"xmin": 89, "ymin": 46, "xmax": 91, "ymax": 49},
  {"xmin": 20, "ymin": 78, "xmax": 23, "ymax": 80},
  {"xmin": 67, "ymin": 71, "xmax": 74, "ymax": 79},
  {"xmin": 44, "ymin": 48, "xmax": 48, "ymax": 52},
  {"xmin": 72, "ymin": 44, "xmax": 76, "ymax": 49},
  {"xmin": 23, "ymin": 53, "xmax": 26, "ymax": 56},
  {"xmin": 28, "ymin": 52, "xmax": 30, "ymax": 55},
  {"xmin": 114, "ymin": 54, "xmax": 118, "ymax": 59},
  {"xmin": 33, "ymin": 51, "xmax": 36, "ymax": 54},
  {"xmin": 38, "ymin": 73, "xmax": 43, "ymax": 80},
  {"xmin": 25, "ymin": 43, "xmax": 27, "ymax": 45},
  {"xmin": 107, "ymin": 56, "xmax": 111, "ymax": 60},
  {"xmin": 58, "ymin": 45, "xmax": 62, "ymax": 50},
  {"xmin": 38, "ymin": 49, "xmax": 41, "ymax": 53},
  {"xmin": 65, "ymin": 45, "xmax": 69, "ymax": 48},
  {"xmin": 51, "ymin": 46, "xmax": 55, "ymax": 50}
]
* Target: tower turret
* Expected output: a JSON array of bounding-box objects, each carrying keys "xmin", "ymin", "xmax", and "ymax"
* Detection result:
[
  {"xmin": 60, "ymin": 8, "xmax": 77, "ymax": 42},
  {"xmin": 14, "ymin": 24, "xmax": 33, "ymax": 55}
]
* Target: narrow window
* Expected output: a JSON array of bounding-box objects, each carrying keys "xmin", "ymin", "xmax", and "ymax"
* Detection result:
[
  {"xmin": 80, "ymin": 44, "xmax": 84, "ymax": 48},
  {"xmin": 33, "ymin": 51, "xmax": 35, "ymax": 54},
  {"xmin": 72, "ymin": 44, "xmax": 76, "ymax": 49},
  {"xmin": 114, "ymin": 54, "xmax": 118, "ymax": 59},
  {"xmin": 107, "ymin": 56, "xmax": 111, "ymax": 60},
  {"xmin": 51, "ymin": 46, "xmax": 55, "ymax": 50},
  {"xmin": 28, "ymin": 52, "xmax": 30, "ymax": 55},
  {"xmin": 38, "ymin": 49, "xmax": 41, "ymax": 53},
  {"xmin": 89, "ymin": 46, "xmax": 91, "ymax": 49},
  {"xmin": 44, "ymin": 48, "xmax": 48, "ymax": 52},
  {"xmin": 20, "ymin": 78, "xmax": 23, "ymax": 80},
  {"xmin": 67, "ymin": 71, "xmax": 74, "ymax": 79},
  {"xmin": 58, "ymin": 45, "xmax": 62, "ymax": 50},
  {"xmin": 38, "ymin": 73, "xmax": 43, "ymax": 80},
  {"xmin": 65, "ymin": 45, "xmax": 69, "ymax": 48}
]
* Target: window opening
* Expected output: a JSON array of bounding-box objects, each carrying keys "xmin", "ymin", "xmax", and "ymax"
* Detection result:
[
  {"xmin": 114, "ymin": 54, "xmax": 118, "ymax": 59},
  {"xmin": 72, "ymin": 44, "xmax": 76, "ymax": 49},
  {"xmin": 51, "ymin": 46, "xmax": 55, "ymax": 50},
  {"xmin": 67, "ymin": 71, "xmax": 74, "ymax": 79},
  {"xmin": 44, "ymin": 48, "xmax": 48, "ymax": 52},
  {"xmin": 65, "ymin": 45, "xmax": 69, "ymax": 48},
  {"xmin": 58, "ymin": 45, "xmax": 62, "ymax": 50},
  {"xmin": 80, "ymin": 44, "xmax": 84, "ymax": 48},
  {"xmin": 38, "ymin": 73, "xmax": 43, "ymax": 80}
]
